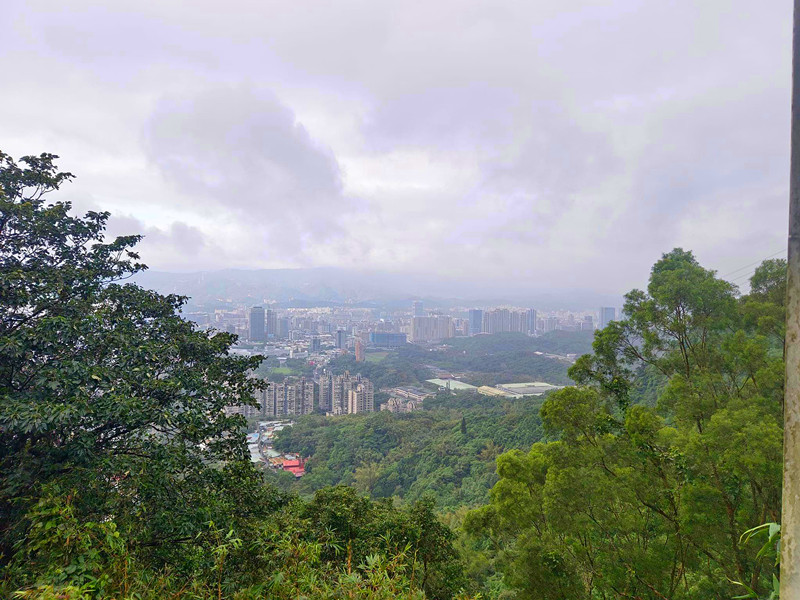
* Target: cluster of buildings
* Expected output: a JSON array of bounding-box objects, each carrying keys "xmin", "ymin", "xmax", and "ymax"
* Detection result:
[
  {"xmin": 187, "ymin": 302, "xmax": 619, "ymax": 357},
  {"xmin": 262, "ymin": 377, "xmax": 316, "ymax": 417},
  {"xmin": 227, "ymin": 372, "xmax": 375, "ymax": 419},
  {"xmin": 425, "ymin": 378, "xmax": 563, "ymax": 398},
  {"xmin": 247, "ymin": 421, "xmax": 307, "ymax": 478},
  {"xmin": 267, "ymin": 454, "xmax": 307, "ymax": 477},
  {"xmin": 380, "ymin": 386, "xmax": 433, "ymax": 414},
  {"xmin": 318, "ymin": 371, "xmax": 374, "ymax": 414},
  {"xmin": 381, "ymin": 397, "xmax": 422, "ymax": 413},
  {"xmin": 406, "ymin": 305, "xmax": 619, "ymax": 344},
  {"xmin": 472, "ymin": 308, "xmax": 538, "ymax": 335}
]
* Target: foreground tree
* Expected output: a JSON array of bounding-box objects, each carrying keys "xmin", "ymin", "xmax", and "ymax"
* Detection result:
[
  {"xmin": 0, "ymin": 152, "xmax": 276, "ymax": 581},
  {"xmin": 0, "ymin": 152, "xmax": 471, "ymax": 599},
  {"xmin": 466, "ymin": 249, "xmax": 785, "ymax": 599}
]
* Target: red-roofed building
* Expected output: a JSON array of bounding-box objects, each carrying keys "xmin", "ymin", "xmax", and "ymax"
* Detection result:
[{"xmin": 281, "ymin": 457, "xmax": 306, "ymax": 477}]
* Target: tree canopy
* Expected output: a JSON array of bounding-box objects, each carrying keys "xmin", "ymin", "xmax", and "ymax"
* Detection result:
[
  {"xmin": 0, "ymin": 152, "xmax": 468, "ymax": 599},
  {"xmin": 465, "ymin": 248, "xmax": 785, "ymax": 599}
]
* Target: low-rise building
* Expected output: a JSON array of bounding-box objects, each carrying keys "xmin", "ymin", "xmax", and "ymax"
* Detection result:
[{"xmin": 381, "ymin": 397, "xmax": 422, "ymax": 413}]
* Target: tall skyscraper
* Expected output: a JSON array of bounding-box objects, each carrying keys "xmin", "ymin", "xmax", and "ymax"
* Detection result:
[
  {"xmin": 468, "ymin": 309, "xmax": 484, "ymax": 335},
  {"xmin": 248, "ymin": 306, "xmax": 265, "ymax": 342},
  {"xmin": 276, "ymin": 316, "xmax": 289, "ymax": 339},
  {"xmin": 413, "ymin": 300, "xmax": 424, "ymax": 317},
  {"xmin": 265, "ymin": 309, "xmax": 277, "ymax": 338},
  {"xmin": 355, "ymin": 339, "xmax": 365, "ymax": 362},
  {"xmin": 599, "ymin": 307, "xmax": 616, "ymax": 329},
  {"xmin": 336, "ymin": 329, "xmax": 348, "ymax": 349}
]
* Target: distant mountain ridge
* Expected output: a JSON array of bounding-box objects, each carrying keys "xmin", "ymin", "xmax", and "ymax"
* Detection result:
[{"xmin": 132, "ymin": 267, "xmax": 621, "ymax": 311}]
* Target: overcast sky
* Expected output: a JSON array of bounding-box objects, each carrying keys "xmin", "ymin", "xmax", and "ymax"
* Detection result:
[{"xmin": 1, "ymin": 0, "xmax": 792, "ymax": 295}]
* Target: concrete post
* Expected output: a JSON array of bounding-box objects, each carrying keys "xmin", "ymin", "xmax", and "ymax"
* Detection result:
[{"xmin": 782, "ymin": 0, "xmax": 800, "ymax": 594}]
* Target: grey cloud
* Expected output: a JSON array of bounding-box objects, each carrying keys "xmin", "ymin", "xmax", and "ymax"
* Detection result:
[
  {"xmin": 143, "ymin": 86, "xmax": 361, "ymax": 258},
  {"xmin": 362, "ymin": 85, "xmax": 521, "ymax": 152},
  {"xmin": 0, "ymin": 0, "xmax": 792, "ymax": 294},
  {"xmin": 617, "ymin": 83, "xmax": 788, "ymax": 254},
  {"xmin": 103, "ymin": 214, "xmax": 220, "ymax": 271}
]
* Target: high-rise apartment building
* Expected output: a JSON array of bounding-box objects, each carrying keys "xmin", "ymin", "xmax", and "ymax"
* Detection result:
[
  {"xmin": 276, "ymin": 316, "xmax": 289, "ymax": 339},
  {"xmin": 544, "ymin": 316, "xmax": 559, "ymax": 332},
  {"xmin": 483, "ymin": 309, "xmax": 504, "ymax": 334},
  {"xmin": 413, "ymin": 300, "xmax": 424, "ymax": 317},
  {"xmin": 456, "ymin": 318, "xmax": 469, "ymax": 336},
  {"xmin": 248, "ymin": 306, "xmax": 265, "ymax": 342},
  {"xmin": 265, "ymin": 309, "xmax": 277, "ymax": 338},
  {"xmin": 336, "ymin": 329, "xmax": 348, "ymax": 349},
  {"xmin": 599, "ymin": 307, "xmax": 616, "ymax": 329},
  {"xmin": 227, "ymin": 380, "xmax": 269, "ymax": 419},
  {"xmin": 527, "ymin": 309, "xmax": 538, "ymax": 334},
  {"xmin": 310, "ymin": 336, "xmax": 321, "ymax": 352},
  {"xmin": 331, "ymin": 374, "xmax": 351, "ymax": 414},
  {"xmin": 318, "ymin": 372, "xmax": 333, "ymax": 412},
  {"xmin": 355, "ymin": 339, "xmax": 365, "ymax": 362},
  {"xmin": 319, "ymin": 372, "xmax": 374, "ymax": 415},
  {"xmin": 410, "ymin": 315, "xmax": 453, "ymax": 342},
  {"xmin": 265, "ymin": 377, "xmax": 315, "ymax": 417},
  {"xmin": 468, "ymin": 309, "xmax": 484, "ymax": 335},
  {"xmin": 509, "ymin": 310, "xmax": 526, "ymax": 334},
  {"xmin": 481, "ymin": 308, "xmax": 536, "ymax": 335},
  {"xmin": 347, "ymin": 380, "xmax": 374, "ymax": 414}
]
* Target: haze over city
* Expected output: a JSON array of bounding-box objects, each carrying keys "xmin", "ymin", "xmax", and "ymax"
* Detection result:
[{"xmin": 1, "ymin": 0, "xmax": 791, "ymax": 298}]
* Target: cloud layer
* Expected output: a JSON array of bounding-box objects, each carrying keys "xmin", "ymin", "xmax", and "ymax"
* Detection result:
[{"xmin": 0, "ymin": 0, "xmax": 791, "ymax": 295}]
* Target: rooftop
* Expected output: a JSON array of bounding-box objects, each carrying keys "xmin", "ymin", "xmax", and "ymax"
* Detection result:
[{"xmin": 426, "ymin": 379, "xmax": 478, "ymax": 391}]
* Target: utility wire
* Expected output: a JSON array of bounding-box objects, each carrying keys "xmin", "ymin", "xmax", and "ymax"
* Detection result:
[
  {"xmin": 720, "ymin": 248, "xmax": 787, "ymax": 279},
  {"xmin": 729, "ymin": 269, "xmax": 760, "ymax": 284}
]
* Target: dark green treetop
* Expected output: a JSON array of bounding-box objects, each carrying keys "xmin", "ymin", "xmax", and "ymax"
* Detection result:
[{"xmin": 0, "ymin": 151, "xmax": 271, "ymax": 571}]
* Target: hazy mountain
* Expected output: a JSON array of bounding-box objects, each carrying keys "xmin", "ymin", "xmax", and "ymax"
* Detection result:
[{"xmin": 132, "ymin": 268, "xmax": 622, "ymax": 311}]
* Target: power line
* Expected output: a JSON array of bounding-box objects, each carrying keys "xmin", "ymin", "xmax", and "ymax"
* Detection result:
[
  {"xmin": 720, "ymin": 248, "xmax": 787, "ymax": 279},
  {"xmin": 729, "ymin": 269, "xmax": 759, "ymax": 285}
]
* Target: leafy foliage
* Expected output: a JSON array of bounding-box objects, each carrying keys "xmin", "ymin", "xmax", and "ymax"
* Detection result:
[
  {"xmin": 465, "ymin": 249, "xmax": 785, "ymax": 599},
  {"xmin": 272, "ymin": 391, "xmax": 546, "ymax": 508},
  {"xmin": 0, "ymin": 152, "xmax": 277, "ymax": 574},
  {"xmin": 6, "ymin": 484, "xmax": 468, "ymax": 599},
  {"xmin": 0, "ymin": 152, "xmax": 470, "ymax": 599}
]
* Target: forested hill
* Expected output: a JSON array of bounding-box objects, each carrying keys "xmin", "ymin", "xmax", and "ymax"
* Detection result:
[{"xmin": 271, "ymin": 391, "xmax": 546, "ymax": 508}]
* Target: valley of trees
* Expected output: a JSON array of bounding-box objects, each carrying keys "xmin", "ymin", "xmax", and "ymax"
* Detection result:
[
  {"xmin": 271, "ymin": 392, "xmax": 546, "ymax": 508},
  {"xmin": 0, "ymin": 151, "xmax": 789, "ymax": 599}
]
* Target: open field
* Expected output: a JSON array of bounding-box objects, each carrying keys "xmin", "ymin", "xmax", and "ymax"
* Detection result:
[{"xmin": 365, "ymin": 351, "xmax": 389, "ymax": 363}]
